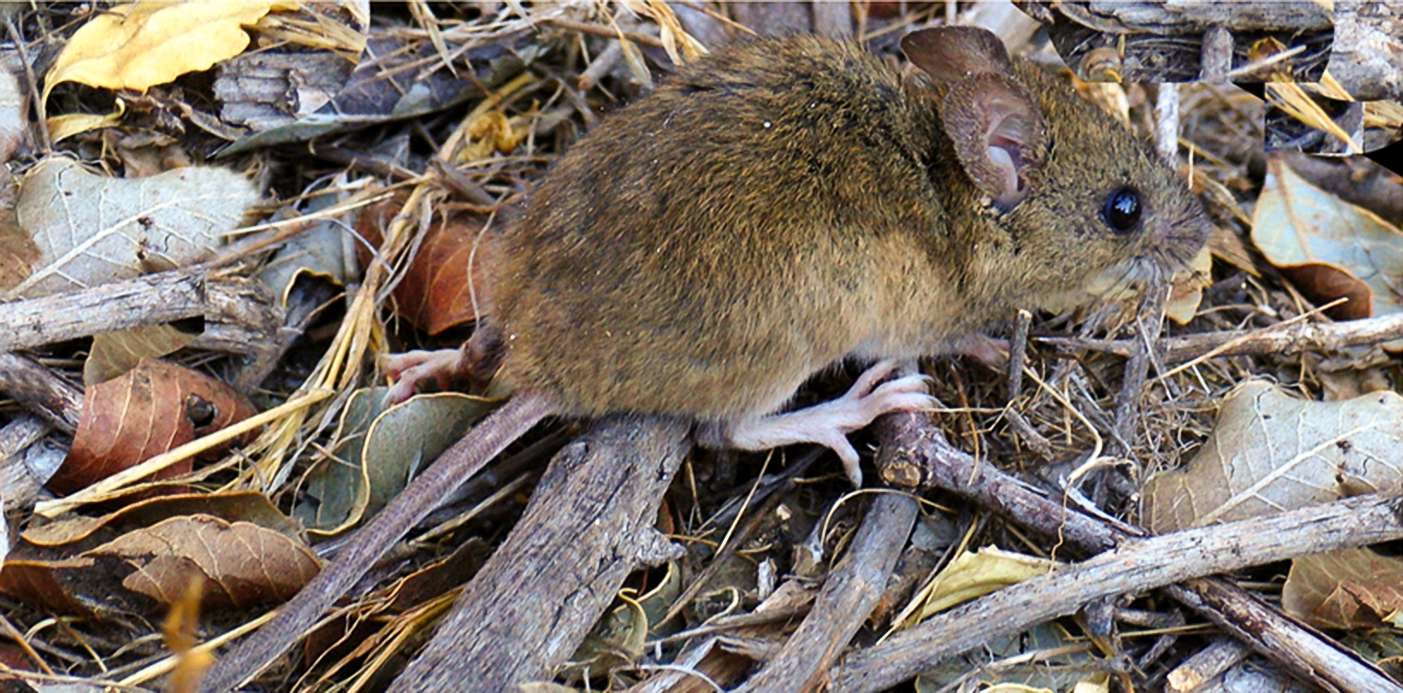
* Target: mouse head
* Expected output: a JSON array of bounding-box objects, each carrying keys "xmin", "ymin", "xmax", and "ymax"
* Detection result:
[{"xmin": 902, "ymin": 27, "xmax": 1209, "ymax": 307}]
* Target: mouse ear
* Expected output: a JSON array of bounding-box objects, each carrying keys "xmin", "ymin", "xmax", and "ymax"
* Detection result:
[
  {"xmin": 940, "ymin": 73, "xmax": 1048, "ymax": 209},
  {"xmin": 901, "ymin": 27, "xmax": 1013, "ymax": 85}
]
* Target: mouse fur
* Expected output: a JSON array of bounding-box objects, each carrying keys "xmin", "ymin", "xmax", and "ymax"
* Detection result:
[{"xmin": 484, "ymin": 31, "xmax": 1209, "ymax": 426}]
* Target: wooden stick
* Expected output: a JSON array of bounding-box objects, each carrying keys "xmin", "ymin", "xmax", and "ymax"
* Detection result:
[
  {"xmin": 860, "ymin": 419, "xmax": 1397, "ymax": 691},
  {"xmin": 737, "ymin": 492, "xmax": 917, "ymax": 692},
  {"xmin": 1166, "ymin": 638, "xmax": 1250, "ymax": 691},
  {"xmin": 829, "ymin": 493, "xmax": 1403, "ymax": 692},
  {"xmin": 198, "ymin": 394, "xmax": 555, "ymax": 692},
  {"xmin": 1039, "ymin": 312, "xmax": 1403, "ymax": 363},
  {"xmin": 0, "ymin": 352, "xmax": 82, "ymax": 432},
  {"xmin": 387, "ymin": 415, "xmax": 691, "ymax": 691},
  {"xmin": 0, "ymin": 269, "xmax": 277, "ymax": 353}
]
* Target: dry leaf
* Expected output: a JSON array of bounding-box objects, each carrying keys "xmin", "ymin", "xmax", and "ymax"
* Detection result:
[
  {"xmin": 294, "ymin": 388, "xmax": 495, "ymax": 535},
  {"xmin": 357, "ymin": 197, "xmax": 493, "ymax": 334},
  {"xmin": 1165, "ymin": 245, "xmax": 1213, "ymax": 325},
  {"xmin": 1284, "ymin": 547, "xmax": 1403, "ymax": 629},
  {"xmin": 1142, "ymin": 380, "xmax": 1403, "ymax": 533},
  {"xmin": 48, "ymin": 359, "xmax": 257, "ymax": 495},
  {"xmin": 47, "ymin": 98, "xmax": 126, "ymax": 143},
  {"xmin": 43, "ymin": 0, "xmax": 295, "ymax": 140},
  {"xmin": 1250, "ymin": 155, "xmax": 1403, "ymax": 335},
  {"xmin": 10, "ymin": 158, "xmax": 258, "ymax": 299},
  {"xmin": 906, "ymin": 547, "xmax": 1056, "ymax": 626},
  {"xmin": 0, "ymin": 204, "xmax": 37, "ymax": 292},
  {"xmin": 98, "ymin": 515, "xmax": 319, "ymax": 609},
  {"xmin": 84, "ymin": 323, "xmax": 202, "ymax": 386},
  {"xmin": 0, "ymin": 515, "xmax": 320, "ymax": 616},
  {"xmin": 22, "ymin": 491, "xmax": 301, "ymax": 548},
  {"xmin": 257, "ymin": 177, "xmax": 352, "ymax": 303}
]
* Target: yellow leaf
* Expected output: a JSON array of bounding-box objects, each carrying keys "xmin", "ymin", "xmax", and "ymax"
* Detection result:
[
  {"xmin": 44, "ymin": 0, "xmax": 297, "ymax": 103},
  {"xmin": 912, "ymin": 547, "xmax": 1056, "ymax": 624},
  {"xmin": 46, "ymin": 97, "xmax": 125, "ymax": 143}
]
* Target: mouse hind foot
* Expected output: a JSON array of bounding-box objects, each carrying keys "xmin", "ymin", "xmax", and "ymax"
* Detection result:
[
  {"xmin": 697, "ymin": 360, "xmax": 935, "ymax": 487},
  {"xmin": 384, "ymin": 326, "xmax": 504, "ymax": 403}
]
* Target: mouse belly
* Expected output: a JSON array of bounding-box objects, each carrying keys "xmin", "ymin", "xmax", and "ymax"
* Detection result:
[{"xmin": 494, "ymin": 314, "xmax": 843, "ymax": 423}]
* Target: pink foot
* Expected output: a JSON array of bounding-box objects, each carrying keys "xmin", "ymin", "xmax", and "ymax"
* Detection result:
[
  {"xmin": 698, "ymin": 360, "xmax": 935, "ymax": 486},
  {"xmin": 383, "ymin": 347, "xmax": 470, "ymax": 403}
]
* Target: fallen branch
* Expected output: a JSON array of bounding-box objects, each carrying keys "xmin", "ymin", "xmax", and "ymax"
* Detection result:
[
  {"xmin": 1039, "ymin": 312, "xmax": 1403, "ymax": 363},
  {"xmin": 0, "ymin": 352, "xmax": 82, "ymax": 433},
  {"xmin": 0, "ymin": 269, "xmax": 278, "ymax": 353},
  {"xmin": 866, "ymin": 420, "xmax": 1397, "ymax": 692},
  {"xmin": 389, "ymin": 415, "xmax": 692, "ymax": 691},
  {"xmin": 736, "ymin": 493, "xmax": 917, "ymax": 692},
  {"xmin": 830, "ymin": 492, "xmax": 1403, "ymax": 691}
]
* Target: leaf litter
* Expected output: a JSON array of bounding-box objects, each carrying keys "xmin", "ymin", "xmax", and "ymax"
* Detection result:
[{"xmin": 0, "ymin": 2, "xmax": 1401, "ymax": 691}]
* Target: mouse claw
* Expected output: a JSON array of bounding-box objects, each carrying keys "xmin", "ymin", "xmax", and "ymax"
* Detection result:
[
  {"xmin": 383, "ymin": 347, "xmax": 469, "ymax": 404},
  {"xmin": 698, "ymin": 360, "xmax": 934, "ymax": 487}
]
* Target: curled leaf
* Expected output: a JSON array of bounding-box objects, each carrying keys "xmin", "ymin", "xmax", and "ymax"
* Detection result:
[
  {"xmin": 1142, "ymin": 381, "xmax": 1403, "ymax": 533},
  {"xmin": 49, "ymin": 359, "xmax": 257, "ymax": 495},
  {"xmin": 1250, "ymin": 156, "xmax": 1403, "ymax": 334},
  {"xmin": 1284, "ymin": 547, "xmax": 1403, "ymax": 629}
]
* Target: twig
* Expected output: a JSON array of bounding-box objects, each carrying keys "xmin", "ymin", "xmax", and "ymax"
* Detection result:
[
  {"xmin": 0, "ymin": 269, "xmax": 278, "ymax": 353},
  {"xmin": 831, "ymin": 419, "xmax": 1400, "ymax": 692},
  {"xmin": 1038, "ymin": 311, "xmax": 1403, "ymax": 363},
  {"xmin": 543, "ymin": 16, "xmax": 667, "ymax": 49},
  {"xmin": 1109, "ymin": 288, "xmax": 1167, "ymax": 457},
  {"xmin": 737, "ymin": 492, "xmax": 917, "ymax": 691},
  {"xmin": 197, "ymin": 393, "xmax": 550, "ymax": 692},
  {"xmin": 387, "ymin": 416, "xmax": 692, "ymax": 691},
  {"xmin": 829, "ymin": 493, "xmax": 1403, "ymax": 692},
  {"xmin": 0, "ymin": 353, "xmax": 82, "ymax": 433},
  {"xmin": 1005, "ymin": 310, "xmax": 1054, "ymax": 459},
  {"xmin": 1166, "ymin": 631, "xmax": 1249, "ymax": 691}
]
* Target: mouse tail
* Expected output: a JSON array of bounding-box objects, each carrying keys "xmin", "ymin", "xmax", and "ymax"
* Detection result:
[{"xmin": 199, "ymin": 390, "xmax": 556, "ymax": 692}]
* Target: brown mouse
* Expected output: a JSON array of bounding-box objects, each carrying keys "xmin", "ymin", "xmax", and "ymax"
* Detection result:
[{"xmin": 204, "ymin": 26, "xmax": 1209, "ymax": 689}]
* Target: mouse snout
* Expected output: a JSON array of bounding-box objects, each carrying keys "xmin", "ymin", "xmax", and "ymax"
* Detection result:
[{"xmin": 1154, "ymin": 195, "xmax": 1212, "ymax": 269}]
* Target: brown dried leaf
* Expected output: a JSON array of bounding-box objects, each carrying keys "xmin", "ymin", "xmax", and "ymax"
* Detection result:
[
  {"xmin": 0, "ymin": 556, "xmax": 108, "ymax": 617},
  {"xmin": 1, "ymin": 515, "xmax": 320, "ymax": 616},
  {"xmin": 0, "ymin": 205, "xmax": 37, "ymax": 292},
  {"xmin": 1142, "ymin": 380, "xmax": 1403, "ymax": 533},
  {"xmin": 1250, "ymin": 155, "xmax": 1403, "ymax": 331},
  {"xmin": 96, "ymin": 515, "xmax": 319, "ymax": 610},
  {"xmin": 48, "ymin": 359, "xmax": 257, "ymax": 495},
  {"xmin": 1283, "ymin": 547, "xmax": 1403, "ymax": 629},
  {"xmin": 357, "ymin": 197, "xmax": 492, "ymax": 334},
  {"xmin": 22, "ymin": 491, "xmax": 301, "ymax": 548}
]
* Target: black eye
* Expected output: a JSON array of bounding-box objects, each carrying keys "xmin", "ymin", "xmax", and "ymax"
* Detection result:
[{"xmin": 1102, "ymin": 186, "xmax": 1142, "ymax": 234}]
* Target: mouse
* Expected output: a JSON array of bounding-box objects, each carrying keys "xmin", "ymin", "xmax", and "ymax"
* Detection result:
[{"xmin": 203, "ymin": 26, "xmax": 1209, "ymax": 689}]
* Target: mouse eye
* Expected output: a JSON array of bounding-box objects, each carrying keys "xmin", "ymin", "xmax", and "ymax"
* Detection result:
[{"xmin": 1102, "ymin": 186, "xmax": 1142, "ymax": 234}]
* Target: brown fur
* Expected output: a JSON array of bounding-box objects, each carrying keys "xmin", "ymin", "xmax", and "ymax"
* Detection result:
[{"xmin": 487, "ymin": 33, "xmax": 1208, "ymax": 422}]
